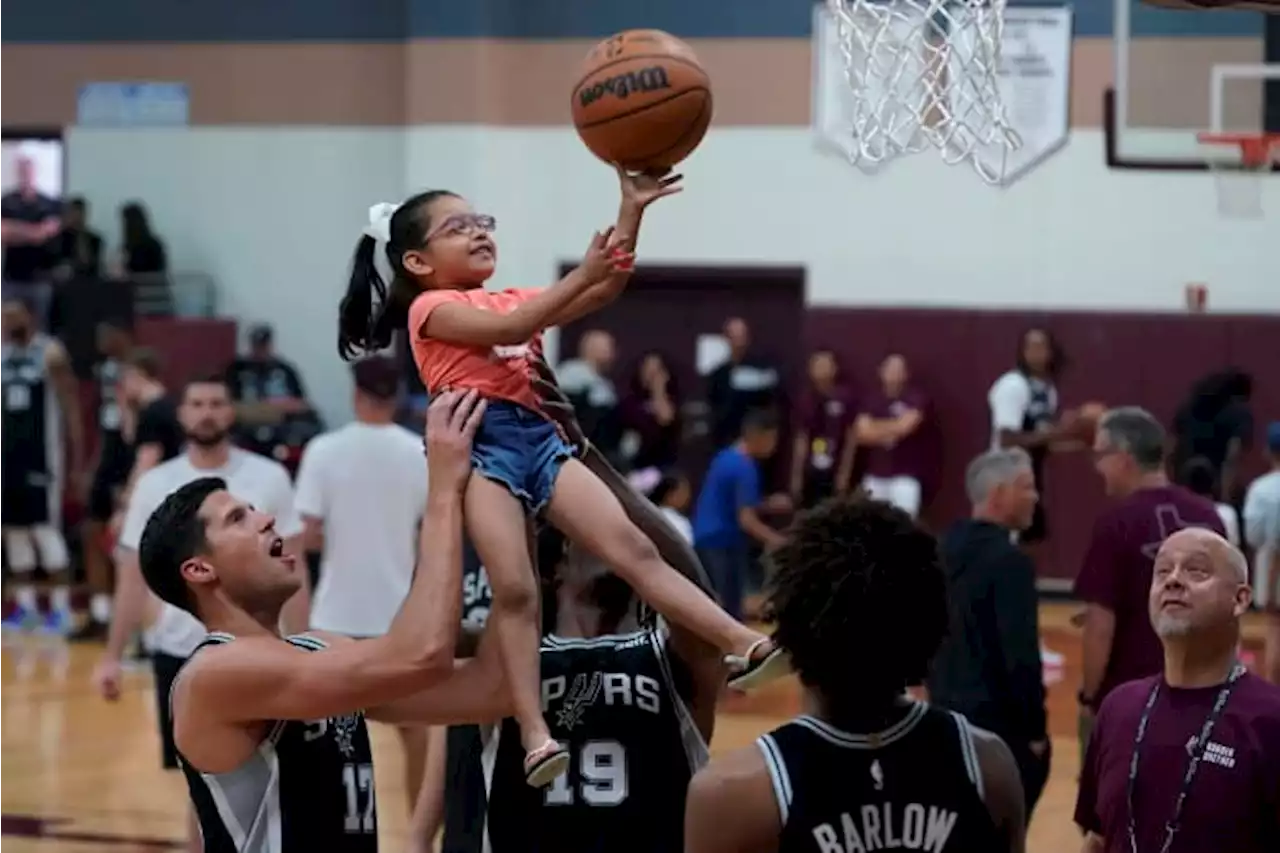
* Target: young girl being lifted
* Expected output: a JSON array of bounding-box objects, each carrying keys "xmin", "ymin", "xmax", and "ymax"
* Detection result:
[{"xmin": 338, "ymin": 167, "xmax": 789, "ymax": 788}]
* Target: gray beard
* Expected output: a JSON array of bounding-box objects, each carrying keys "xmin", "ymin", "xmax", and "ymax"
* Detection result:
[{"xmin": 1153, "ymin": 613, "xmax": 1194, "ymax": 638}]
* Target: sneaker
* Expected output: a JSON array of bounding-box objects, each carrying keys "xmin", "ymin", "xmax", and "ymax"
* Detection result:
[
  {"xmin": 69, "ymin": 620, "xmax": 108, "ymax": 643},
  {"xmin": 40, "ymin": 610, "xmax": 73, "ymax": 637},
  {"xmin": 2, "ymin": 606, "xmax": 41, "ymax": 632}
]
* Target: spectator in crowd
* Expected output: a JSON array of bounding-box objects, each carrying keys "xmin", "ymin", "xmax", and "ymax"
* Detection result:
[
  {"xmin": 856, "ymin": 353, "xmax": 930, "ymax": 518},
  {"xmin": 226, "ymin": 323, "xmax": 307, "ymax": 408},
  {"xmin": 1171, "ymin": 368, "xmax": 1254, "ymax": 502},
  {"xmin": 556, "ymin": 329, "xmax": 621, "ymax": 461},
  {"xmin": 1076, "ymin": 527, "xmax": 1280, "ymax": 853},
  {"xmin": 113, "ymin": 348, "xmax": 184, "ymax": 515},
  {"xmin": 225, "ymin": 323, "xmax": 312, "ymax": 457},
  {"xmin": 929, "ymin": 447, "xmax": 1050, "ymax": 817},
  {"xmin": 789, "ymin": 348, "xmax": 856, "ymax": 508},
  {"xmin": 1, "ymin": 155, "xmax": 60, "ymax": 327},
  {"xmin": 650, "ymin": 469, "xmax": 694, "ymax": 545},
  {"xmin": 1244, "ymin": 422, "xmax": 1280, "ymax": 612},
  {"xmin": 51, "ymin": 196, "xmax": 103, "ymax": 281},
  {"xmin": 293, "ymin": 355, "xmax": 431, "ymax": 811},
  {"xmin": 692, "ymin": 408, "xmax": 785, "ymax": 618},
  {"xmin": 988, "ymin": 327, "xmax": 1101, "ymax": 546},
  {"xmin": 619, "ymin": 349, "xmax": 681, "ymax": 471},
  {"xmin": 705, "ymin": 317, "xmax": 781, "ymax": 449},
  {"xmin": 1074, "ymin": 407, "xmax": 1225, "ymax": 757},
  {"xmin": 112, "ymin": 201, "xmax": 167, "ymax": 277},
  {"xmin": 77, "ymin": 319, "xmax": 135, "ymax": 640},
  {"xmin": 1180, "ymin": 455, "xmax": 1241, "ymax": 546}
]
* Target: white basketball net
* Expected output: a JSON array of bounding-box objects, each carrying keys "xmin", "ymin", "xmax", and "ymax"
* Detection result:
[{"xmin": 825, "ymin": 0, "xmax": 1021, "ymax": 183}]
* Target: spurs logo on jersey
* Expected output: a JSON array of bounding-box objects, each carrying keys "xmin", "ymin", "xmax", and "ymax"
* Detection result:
[
  {"xmin": 485, "ymin": 625, "xmax": 709, "ymax": 853},
  {"xmin": 553, "ymin": 672, "xmax": 603, "ymax": 730},
  {"xmin": 303, "ymin": 713, "xmax": 363, "ymax": 756},
  {"xmin": 543, "ymin": 668, "xmax": 663, "ymax": 730},
  {"xmin": 760, "ymin": 705, "xmax": 1001, "ymax": 853}
]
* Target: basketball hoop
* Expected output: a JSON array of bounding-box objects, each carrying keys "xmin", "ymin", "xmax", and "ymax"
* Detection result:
[
  {"xmin": 1196, "ymin": 132, "xmax": 1280, "ymax": 219},
  {"xmin": 823, "ymin": 0, "xmax": 1021, "ymax": 183}
]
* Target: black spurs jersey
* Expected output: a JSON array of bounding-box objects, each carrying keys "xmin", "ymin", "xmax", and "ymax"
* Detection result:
[
  {"xmin": 2, "ymin": 334, "xmax": 59, "ymax": 525},
  {"xmin": 94, "ymin": 356, "xmax": 127, "ymax": 463},
  {"xmin": 760, "ymin": 703, "xmax": 1002, "ymax": 853},
  {"xmin": 2, "ymin": 334, "xmax": 55, "ymax": 469},
  {"xmin": 484, "ymin": 624, "xmax": 709, "ymax": 853},
  {"xmin": 178, "ymin": 633, "xmax": 378, "ymax": 853}
]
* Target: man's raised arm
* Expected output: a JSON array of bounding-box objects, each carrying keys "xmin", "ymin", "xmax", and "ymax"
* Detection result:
[{"xmin": 177, "ymin": 390, "xmax": 487, "ymax": 725}]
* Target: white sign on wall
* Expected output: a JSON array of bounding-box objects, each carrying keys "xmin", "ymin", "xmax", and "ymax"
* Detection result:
[
  {"xmin": 812, "ymin": 4, "xmax": 1073, "ymax": 186},
  {"xmin": 77, "ymin": 82, "xmax": 190, "ymax": 128},
  {"xmin": 972, "ymin": 6, "xmax": 1074, "ymax": 186}
]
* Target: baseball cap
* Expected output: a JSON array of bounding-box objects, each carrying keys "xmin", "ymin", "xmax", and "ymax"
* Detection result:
[
  {"xmin": 351, "ymin": 355, "xmax": 401, "ymax": 401},
  {"xmin": 248, "ymin": 323, "xmax": 273, "ymax": 347},
  {"xmin": 1267, "ymin": 421, "xmax": 1280, "ymax": 454}
]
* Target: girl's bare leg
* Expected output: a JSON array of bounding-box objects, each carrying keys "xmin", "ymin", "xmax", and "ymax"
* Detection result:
[
  {"xmin": 546, "ymin": 458, "xmax": 764, "ymax": 660},
  {"xmin": 465, "ymin": 475, "xmax": 566, "ymax": 785}
]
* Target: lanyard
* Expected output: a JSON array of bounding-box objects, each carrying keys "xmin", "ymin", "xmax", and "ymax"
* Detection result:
[{"xmin": 1126, "ymin": 664, "xmax": 1245, "ymax": 853}]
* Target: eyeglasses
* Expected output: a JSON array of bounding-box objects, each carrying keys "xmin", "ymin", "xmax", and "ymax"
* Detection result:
[{"xmin": 425, "ymin": 213, "xmax": 497, "ymax": 242}]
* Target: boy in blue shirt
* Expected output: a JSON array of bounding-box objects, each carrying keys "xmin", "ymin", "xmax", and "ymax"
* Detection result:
[{"xmin": 693, "ymin": 409, "xmax": 786, "ymax": 618}]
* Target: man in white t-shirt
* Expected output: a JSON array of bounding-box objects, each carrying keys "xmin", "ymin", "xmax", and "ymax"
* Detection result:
[
  {"xmin": 292, "ymin": 355, "xmax": 432, "ymax": 808},
  {"xmin": 90, "ymin": 373, "xmax": 301, "ymax": 853}
]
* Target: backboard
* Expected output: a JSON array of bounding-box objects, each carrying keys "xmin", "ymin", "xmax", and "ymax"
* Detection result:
[{"xmin": 1109, "ymin": 0, "xmax": 1280, "ymax": 171}]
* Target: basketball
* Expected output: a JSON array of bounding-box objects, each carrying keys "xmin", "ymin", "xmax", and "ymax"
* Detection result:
[{"xmin": 571, "ymin": 30, "xmax": 713, "ymax": 172}]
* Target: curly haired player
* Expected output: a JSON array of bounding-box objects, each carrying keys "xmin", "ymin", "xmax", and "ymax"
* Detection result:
[{"xmin": 685, "ymin": 497, "xmax": 1029, "ymax": 853}]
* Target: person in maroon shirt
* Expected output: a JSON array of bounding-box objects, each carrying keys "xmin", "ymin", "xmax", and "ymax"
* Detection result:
[
  {"xmin": 1076, "ymin": 526, "xmax": 1280, "ymax": 853},
  {"xmin": 855, "ymin": 353, "xmax": 930, "ymax": 518},
  {"xmin": 1075, "ymin": 407, "xmax": 1226, "ymax": 757},
  {"xmin": 788, "ymin": 349, "xmax": 856, "ymax": 508},
  {"xmin": 618, "ymin": 350, "xmax": 682, "ymax": 472}
]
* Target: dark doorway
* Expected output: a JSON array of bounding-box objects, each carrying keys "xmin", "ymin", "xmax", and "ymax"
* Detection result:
[{"xmin": 558, "ymin": 264, "xmax": 806, "ymax": 487}]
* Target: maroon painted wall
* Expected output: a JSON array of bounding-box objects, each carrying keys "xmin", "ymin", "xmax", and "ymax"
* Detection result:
[{"xmin": 804, "ymin": 308, "xmax": 1280, "ymax": 584}]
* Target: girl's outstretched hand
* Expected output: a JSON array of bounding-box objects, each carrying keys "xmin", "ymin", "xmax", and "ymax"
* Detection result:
[
  {"xmin": 615, "ymin": 164, "xmax": 684, "ymax": 210},
  {"xmin": 580, "ymin": 226, "xmax": 635, "ymax": 282}
]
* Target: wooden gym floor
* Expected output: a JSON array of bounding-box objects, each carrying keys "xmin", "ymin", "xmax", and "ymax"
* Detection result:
[{"xmin": 1, "ymin": 604, "xmax": 1271, "ymax": 853}]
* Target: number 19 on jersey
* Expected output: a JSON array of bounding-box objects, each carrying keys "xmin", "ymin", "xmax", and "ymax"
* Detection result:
[{"xmin": 544, "ymin": 740, "xmax": 629, "ymax": 807}]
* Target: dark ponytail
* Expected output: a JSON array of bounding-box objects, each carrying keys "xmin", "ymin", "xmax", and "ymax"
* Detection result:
[
  {"xmin": 336, "ymin": 189, "xmax": 461, "ymax": 361},
  {"xmin": 338, "ymin": 234, "xmax": 386, "ymax": 359}
]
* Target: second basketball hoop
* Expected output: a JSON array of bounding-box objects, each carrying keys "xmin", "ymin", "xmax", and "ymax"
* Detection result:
[{"xmin": 821, "ymin": 0, "xmax": 1023, "ymax": 183}]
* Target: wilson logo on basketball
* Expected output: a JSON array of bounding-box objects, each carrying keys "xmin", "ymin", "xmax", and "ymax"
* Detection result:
[{"xmin": 578, "ymin": 67, "xmax": 672, "ymax": 106}]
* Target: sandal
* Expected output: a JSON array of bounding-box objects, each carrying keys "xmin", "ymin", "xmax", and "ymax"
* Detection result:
[
  {"xmin": 725, "ymin": 638, "xmax": 791, "ymax": 691},
  {"xmin": 524, "ymin": 739, "xmax": 570, "ymax": 788}
]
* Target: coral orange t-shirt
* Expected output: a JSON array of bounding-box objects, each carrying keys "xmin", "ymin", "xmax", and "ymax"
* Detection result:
[{"xmin": 407, "ymin": 288, "xmax": 544, "ymax": 410}]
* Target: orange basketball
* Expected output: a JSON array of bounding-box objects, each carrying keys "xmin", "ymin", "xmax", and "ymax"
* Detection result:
[{"xmin": 571, "ymin": 30, "xmax": 713, "ymax": 172}]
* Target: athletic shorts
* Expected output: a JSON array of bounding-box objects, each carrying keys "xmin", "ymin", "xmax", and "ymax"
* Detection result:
[
  {"xmin": 88, "ymin": 452, "xmax": 132, "ymax": 522},
  {"xmin": 1, "ymin": 466, "xmax": 57, "ymax": 527},
  {"xmin": 471, "ymin": 401, "xmax": 572, "ymax": 515},
  {"xmin": 152, "ymin": 651, "xmax": 186, "ymax": 770},
  {"xmin": 441, "ymin": 724, "xmax": 488, "ymax": 853}
]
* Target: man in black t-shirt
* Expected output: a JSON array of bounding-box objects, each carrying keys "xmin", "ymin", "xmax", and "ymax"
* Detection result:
[
  {"xmin": 2, "ymin": 157, "xmax": 60, "ymax": 279},
  {"xmin": 111, "ymin": 348, "xmax": 183, "ymax": 529}
]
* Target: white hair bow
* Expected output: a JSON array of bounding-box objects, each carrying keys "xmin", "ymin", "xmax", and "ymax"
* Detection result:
[{"xmin": 363, "ymin": 202, "xmax": 399, "ymax": 244}]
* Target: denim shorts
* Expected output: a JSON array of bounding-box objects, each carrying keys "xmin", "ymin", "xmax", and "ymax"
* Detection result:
[{"xmin": 472, "ymin": 401, "xmax": 573, "ymax": 514}]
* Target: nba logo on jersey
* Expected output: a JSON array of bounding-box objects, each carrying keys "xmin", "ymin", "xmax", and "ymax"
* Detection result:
[
  {"xmin": 554, "ymin": 672, "xmax": 603, "ymax": 730},
  {"xmin": 870, "ymin": 759, "xmax": 884, "ymax": 791}
]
